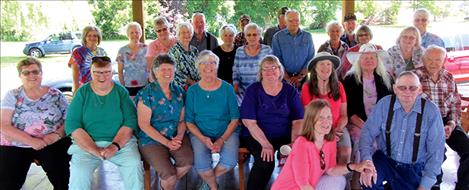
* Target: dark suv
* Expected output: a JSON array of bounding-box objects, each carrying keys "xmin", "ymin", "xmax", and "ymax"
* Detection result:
[{"xmin": 23, "ymin": 31, "xmax": 82, "ymax": 58}]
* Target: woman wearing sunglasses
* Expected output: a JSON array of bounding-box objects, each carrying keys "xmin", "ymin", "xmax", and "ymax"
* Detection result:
[
  {"xmin": 0, "ymin": 57, "xmax": 71, "ymax": 189},
  {"xmin": 342, "ymin": 43, "xmax": 393, "ymax": 189},
  {"xmin": 65, "ymin": 56, "xmax": 143, "ymax": 189},
  {"xmin": 146, "ymin": 16, "xmax": 177, "ymax": 81},
  {"xmin": 271, "ymin": 100, "xmax": 374, "ymax": 190}
]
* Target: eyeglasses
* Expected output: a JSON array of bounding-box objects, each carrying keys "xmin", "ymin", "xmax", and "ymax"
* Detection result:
[
  {"xmin": 261, "ymin": 65, "xmax": 279, "ymax": 72},
  {"xmin": 92, "ymin": 70, "xmax": 112, "ymax": 75},
  {"xmin": 156, "ymin": 27, "xmax": 168, "ymax": 33},
  {"xmin": 21, "ymin": 70, "xmax": 41, "ymax": 76},
  {"xmin": 246, "ymin": 33, "xmax": 258, "ymax": 37},
  {"xmin": 401, "ymin": 35, "xmax": 416, "ymax": 40},
  {"xmin": 414, "ymin": 18, "xmax": 428, "ymax": 22},
  {"xmin": 319, "ymin": 150, "xmax": 326, "ymax": 170},
  {"xmin": 200, "ymin": 61, "xmax": 217, "ymax": 65},
  {"xmin": 92, "ymin": 56, "xmax": 111, "ymax": 63},
  {"xmin": 358, "ymin": 33, "xmax": 369, "ymax": 37},
  {"xmin": 396, "ymin": 85, "xmax": 419, "ymax": 91}
]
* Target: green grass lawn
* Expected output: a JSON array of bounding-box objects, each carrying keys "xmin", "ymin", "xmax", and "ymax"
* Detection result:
[{"xmin": 1, "ymin": 55, "xmax": 70, "ymax": 68}]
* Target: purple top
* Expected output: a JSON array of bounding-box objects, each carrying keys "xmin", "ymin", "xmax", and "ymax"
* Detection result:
[
  {"xmin": 362, "ymin": 77, "xmax": 378, "ymax": 116},
  {"xmin": 240, "ymin": 81, "xmax": 304, "ymax": 138}
]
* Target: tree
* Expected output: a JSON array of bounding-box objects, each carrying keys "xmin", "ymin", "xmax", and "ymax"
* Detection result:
[
  {"xmin": 383, "ymin": 0, "xmax": 401, "ymax": 25},
  {"xmin": 88, "ymin": 0, "xmax": 132, "ymax": 40},
  {"xmin": 1, "ymin": 1, "xmax": 48, "ymax": 41},
  {"xmin": 309, "ymin": 1, "xmax": 340, "ymax": 29},
  {"xmin": 355, "ymin": 0, "xmax": 377, "ymax": 23}
]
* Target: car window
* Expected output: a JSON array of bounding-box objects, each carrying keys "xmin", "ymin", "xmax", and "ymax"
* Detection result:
[{"xmin": 49, "ymin": 34, "xmax": 60, "ymax": 41}]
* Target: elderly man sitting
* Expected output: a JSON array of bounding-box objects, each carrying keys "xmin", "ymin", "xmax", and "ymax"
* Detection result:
[
  {"xmin": 359, "ymin": 71, "xmax": 445, "ymax": 190},
  {"xmin": 414, "ymin": 45, "xmax": 469, "ymax": 190}
]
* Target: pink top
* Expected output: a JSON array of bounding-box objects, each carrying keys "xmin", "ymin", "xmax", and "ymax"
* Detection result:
[
  {"xmin": 300, "ymin": 82, "xmax": 347, "ymax": 128},
  {"xmin": 271, "ymin": 136, "xmax": 337, "ymax": 190},
  {"xmin": 146, "ymin": 36, "xmax": 177, "ymax": 57}
]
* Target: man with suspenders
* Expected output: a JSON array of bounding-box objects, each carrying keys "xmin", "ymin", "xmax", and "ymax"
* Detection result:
[{"xmin": 359, "ymin": 71, "xmax": 445, "ymax": 190}]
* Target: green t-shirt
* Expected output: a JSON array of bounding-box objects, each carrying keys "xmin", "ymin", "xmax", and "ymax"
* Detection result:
[{"xmin": 65, "ymin": 82, "xmax": 137, "ymax": 141}]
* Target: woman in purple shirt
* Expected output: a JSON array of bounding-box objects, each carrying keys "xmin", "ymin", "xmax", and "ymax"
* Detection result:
[{"xmin": 240, "ymin": 55, "xmax": 304, "ymax": 190}]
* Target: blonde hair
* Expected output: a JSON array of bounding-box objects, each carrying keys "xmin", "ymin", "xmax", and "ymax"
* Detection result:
[
  {"xmin": 396, "ymin": 26, "xmax": 421, "ymax": 48},
  {"xmin": 300, "ymin": 99, "xmax": 335, "ymax": 142},
  {"xmin": 347, "ymin": 52, "xmax": 392, "ymax": 90},
  {"xmin": 256, "ymin": 55, "xmax": 285, "ymax": 81}
]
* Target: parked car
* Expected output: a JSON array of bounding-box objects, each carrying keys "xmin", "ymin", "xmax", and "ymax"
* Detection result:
[
  {"xmin": 23, "ymin": 31, "xmax": 82, "ymax": 58},
  {"xmin": 442, "ymin": 33, "xmax": 469, "ymax": 83}
]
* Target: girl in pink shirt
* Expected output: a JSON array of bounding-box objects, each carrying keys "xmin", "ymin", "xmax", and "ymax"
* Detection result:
[{"xmin": 272, "ymin": 100, "xmax": 374, "ymax": 190}]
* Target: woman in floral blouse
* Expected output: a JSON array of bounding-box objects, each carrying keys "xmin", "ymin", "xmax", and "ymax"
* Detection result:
[
  {"xmin": 169, "ymin": 22, "xmax": 200, "ymax": 89},
  {"xmin": 0, "ymin": 57, "xmax": 71, "ymax": 189},
  {"xmin": 117, "ymin": 22, "xmax": 148, "ymax": 96},
  {"xmin": 135, "ymin": 54, "xmax": 193, "ymax": 190}
]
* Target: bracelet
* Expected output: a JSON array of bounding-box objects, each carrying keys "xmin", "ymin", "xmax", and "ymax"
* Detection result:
[
  {"xmin": 220, "ymin": 136, "xmax": 227, "ymax": 143},
  {"xmin": 346, "ymin": 162, "xmax": 354, "ymax": 172},
  {"xmin": 112, "ymin": 142, "xmax": 121, "ymax": 151}
]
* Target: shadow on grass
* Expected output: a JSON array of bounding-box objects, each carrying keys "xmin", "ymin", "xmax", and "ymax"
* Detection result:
[{"xmin": 1, "ymin": 54, "xmax": 70, "ymax": 68}]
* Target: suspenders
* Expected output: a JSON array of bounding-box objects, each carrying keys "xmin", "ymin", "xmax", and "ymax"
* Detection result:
[{"xmin": 385, "ymin": 95, "xmax": 426, "ymax": 163}]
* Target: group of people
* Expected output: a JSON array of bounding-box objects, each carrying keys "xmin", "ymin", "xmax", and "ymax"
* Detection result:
[{"xmin": 1, "ymin": 6, "xmax": 468, "ymax": 190}]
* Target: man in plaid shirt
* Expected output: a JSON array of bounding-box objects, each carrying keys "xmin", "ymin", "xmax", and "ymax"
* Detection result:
[{"xmin": 414, "ymin": 45, "xmax": 469, "ymax": 190}]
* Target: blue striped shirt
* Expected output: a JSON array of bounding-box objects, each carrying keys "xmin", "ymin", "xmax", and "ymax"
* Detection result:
[{"xmin": 232, "ymin": 45, "xmax": 272, "ymax": 105}]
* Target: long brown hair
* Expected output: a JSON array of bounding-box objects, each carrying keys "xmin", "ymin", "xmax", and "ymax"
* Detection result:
[
  {"xmin": 299, "ymin": 99, "xmax": 335, "ymax": 142},
  {"xmin": 307, "ymin": 62, "xmax": 341, "ymax": 101}
]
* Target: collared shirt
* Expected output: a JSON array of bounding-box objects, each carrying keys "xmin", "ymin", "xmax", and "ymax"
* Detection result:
[
  {"xmin": 135, "ymin": 81, "xmax": 185, "ymax": 145},
  {"xmin": 414, "ymin": 67, "xmax": 461, "ymax": 126},
  {"xmin": 263, "ymin": 25, "xmax": 282, "ymax": 46},
  {"xmin": 317, "ymin": 40, "xmax": 349, "ymax": 58},
  {"xmin": 146, "ymin": 36, "xmax": 177, "ymax": 57},
  {"xmin": 386, "ymin": 45, "xmax": 425, "ymax": 77},
  {"xmin": 360, "ymin": 95, "xmax": 445, "ymax": 189},
  {"xmin": 421, "ymin": 32, "xmax": 445, "ymax": 48},
  {"xmin": 168, "ymin": 42, "xmax": 200, "ymax": 87},
  {"xmin": 272, "ymin": 28, "xmax": 314, "ymax": 74},
  {"xmin": 340, "ymin": 33, "xmax": 358, "ymax": 48},
  {"xmin": 190, "ymin": 31, "xmax": 219, "ymax": 51}
]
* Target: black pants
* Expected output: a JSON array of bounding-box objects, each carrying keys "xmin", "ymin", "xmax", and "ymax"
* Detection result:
[
  {"xmin": 242, "ymin": 136, "xmax": 290, "ymax": 190},
  {"xmin": 0, "ymin": 137, "xmax": 71, "ymax": 190},
  {"xmin": 434, "ymin": 124, "xmax": 469, "ymax": 189}
]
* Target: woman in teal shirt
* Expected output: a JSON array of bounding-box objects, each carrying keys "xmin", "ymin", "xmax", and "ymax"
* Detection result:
[
  {"xmin": 185, "ymin": 50, "xmax": 240, "ymax": 190},
  {"xmin": 135, "ymin": 54, "xmax": 193, "ymax": 190},
  {"xmin": 65, "ymin": 56, "xmax": 143, "ymax": 190}
]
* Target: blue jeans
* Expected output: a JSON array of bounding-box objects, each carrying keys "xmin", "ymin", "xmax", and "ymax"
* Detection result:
[
  {"xmin": 363, "ymin": 150, "xmax": 424, "ymax": 190},
  {"xmin": 189, "ymin": 131, "xmax": 239, "ymax": 172}
]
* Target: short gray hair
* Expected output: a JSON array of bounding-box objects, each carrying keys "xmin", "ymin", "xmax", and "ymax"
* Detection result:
[
  {"xmin": 257, "ymin": 55, "xmax": 285, "ymax": 81},
  {"xmin": 219, "ymin": 24, "xmax": 237, "ymax": 37},
  {"xmin": 325, "ymin": 21, "xmax": 343, "ymax": 35},
  {"xmin": 414, "ymin": 8, "xmax": 430, "ymax": 20},
  {"xmin": 153, "ymin": 16, "xmax": 171, "ymax": 28},
  {"xmin": 285, "ymin": 9, "xmax": 300, "ymax": 19},
  {"xmin": 192, "ymin": 12, "xmax": 205, "ymax": 22},
  {"xmin": 176, "ymin": 22, "xmax": 194, "ymax": 38},
  {"xmin": 395, "ymin": 71, "xmax": 421, "ymax": 86},
  {"xmin": 244, "ymin": 23, "xmax": 262, "ymax": 35},
  {"xmin": 126, "ymin": 22, "xmax": 142, "ymax": 36},
  {"xmin": 423, "ymin": 44, "xmax": 446, "ymax": 59},
  {"xmin": 195, "ymin": 50, "xmax": 220, "ymax": 68}
]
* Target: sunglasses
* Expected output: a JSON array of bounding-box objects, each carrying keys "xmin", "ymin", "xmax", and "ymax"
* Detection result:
[
  {"xmin": 92, "ymin": 56, "xmax": 111, "ymax": 63},
  {"xmin": 319, "ymin": 150, "xmax": 326, "ymax": 170},
  {"xmin": 156, "ymin": 27, "xmax": 168, "ymax": 33},
  {"xmin": 92, "ymin": 70, "xmax": 112, "ymax": 75},
  {"xmin": 396, "ymin": 85, "xmax": 419, "ymax": 91},
  {"xmin": 358, "ymin": 33, "xmax": 369, "ymax": 37},
  {"xmin": 21, "ymin": 70, "xmax": 41, "ymax": 76},
  {"xmin": 246, "ymin": 33, "xmax": 258, "ymax": 37},
  {"xmin": 414, "ymin": 18, "xmax": 428, "ymax": 22},
  {"xmin": 261, "ymin": 65, "xmax": 278, "ymax": 72}
]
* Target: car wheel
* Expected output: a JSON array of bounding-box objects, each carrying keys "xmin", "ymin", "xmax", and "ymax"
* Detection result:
[{"xmin": 29, "ymin": 48, "xmax": 43, "ymax": 58}]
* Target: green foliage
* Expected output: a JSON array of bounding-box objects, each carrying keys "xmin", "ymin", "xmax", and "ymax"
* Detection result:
[
  {"xmin": 143, "ymin": 0, "xmax": 161, "ymax": 40},
  {"xmin": 355, "ymin": 0, "xmax": 377, "ymax": 21},
  {"xmin": 88, "ymin": 0, "xmax": 132, "ymax": 40},
  {"xmin": 309, "ymin": 1, "xmax": 340, "ymax": 29},
  {"xmin": 383, "ymin": 0, "xmax": 401, "ymax": 25},
  {"xmin": 186, "ymin": 0, "xmax": 228, "ymax": 36},
  {"xmin": 1, "ymin": 1, "xmax": 48, "ymax": 41}
]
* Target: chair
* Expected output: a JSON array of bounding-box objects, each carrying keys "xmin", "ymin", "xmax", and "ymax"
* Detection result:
[{"xmin": 238, "ymin": 148, "xmax": 250, "ymax": 190}]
